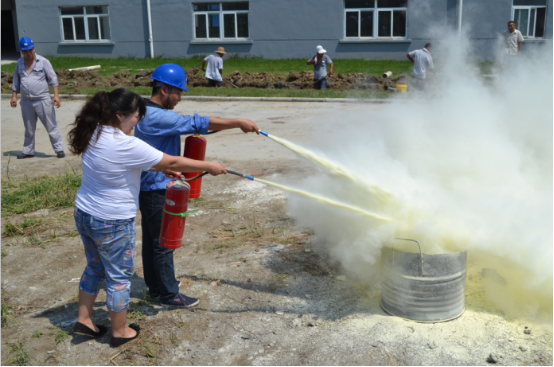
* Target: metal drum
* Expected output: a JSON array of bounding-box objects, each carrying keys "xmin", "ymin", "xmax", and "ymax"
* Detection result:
[{"xmin": 380, "ymin": 238, "xmax": 467, "ymax": 322}]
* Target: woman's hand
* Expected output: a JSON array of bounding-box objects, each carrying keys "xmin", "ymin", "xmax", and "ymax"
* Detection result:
[{"xmin": 162, "ymin": 169, "xmax": 182, "ymax": 179}]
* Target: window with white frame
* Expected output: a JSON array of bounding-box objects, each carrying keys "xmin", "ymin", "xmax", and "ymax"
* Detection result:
[
  {"xmin": 512, "ymin": 0, "xmax": 547, "ymax": 38},
  {"xmin": 59, "ymin": 6, "xmax": 111, "ymax": 42},
  {"xmin": 193, "ymin": 2, "xmax": 249, "ymax": 40},
  {"xmin": 344, "ymin": 0, "xmax": 407, "ymax": 39}
]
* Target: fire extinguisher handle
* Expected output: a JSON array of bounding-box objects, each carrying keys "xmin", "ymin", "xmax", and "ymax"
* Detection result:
[
  {"xmin": 204, "ymin": 130, "xmax": 220, "ymax": 135},
  {"xmin": 163, "ymin": 209, "xmax": 199, "ymax": 217},
  {"xmin": 182, "ymin": 171, "xmax": 210, "ymax": 182}
]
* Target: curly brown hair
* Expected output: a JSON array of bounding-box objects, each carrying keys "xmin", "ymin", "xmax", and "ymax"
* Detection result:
[{"xmin": 67, "ymin": 88, "xmax": 146, "ymax": 155}]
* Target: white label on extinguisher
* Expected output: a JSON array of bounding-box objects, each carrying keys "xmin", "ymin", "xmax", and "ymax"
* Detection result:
[{"xmin": 166, "ymin": 199, "xmax": 176, "ymax": 206}]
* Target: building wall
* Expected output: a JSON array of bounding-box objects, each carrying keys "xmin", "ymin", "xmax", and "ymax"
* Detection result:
[{"xmin": 14, "ymin": 0, "xmax": 553, "ymax": 60}]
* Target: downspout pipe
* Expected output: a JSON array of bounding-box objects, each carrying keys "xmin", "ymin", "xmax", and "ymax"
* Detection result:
[
  {"xmin": 458, "ymin": 0, "xmax": 463, "ymax": 37},
  {"xmin": 146, "ymin": 0, "xmax": 154, "ymax": 58}
]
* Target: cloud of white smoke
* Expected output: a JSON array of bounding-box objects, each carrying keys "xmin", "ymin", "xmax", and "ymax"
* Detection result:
[{"xmin": 284, "ymin": 29, "xmax": 553, "ymax": 321}]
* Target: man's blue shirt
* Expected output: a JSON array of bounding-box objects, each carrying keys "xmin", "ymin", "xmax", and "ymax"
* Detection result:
[{"xmin": 135, "ymin": 99, "xmax": 210, "ymax": 191}]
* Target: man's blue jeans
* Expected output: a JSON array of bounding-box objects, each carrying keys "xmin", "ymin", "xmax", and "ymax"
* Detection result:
[
  {"xmin": 314, "ymin": 78, "xmax": 327, "ymax": 90},
  {"xmin": 138, "ymin": 189, "xmax": 180, "ymax": 303}
]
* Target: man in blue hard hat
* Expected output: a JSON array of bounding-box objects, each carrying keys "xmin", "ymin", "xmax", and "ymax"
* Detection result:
[
  {"xmin": 10, "ymin": 37, "xmax": 65, "ymax": 159},
  {"xmin": 135, "ymin": 63, "xmax": 259, "ymax": 308}
]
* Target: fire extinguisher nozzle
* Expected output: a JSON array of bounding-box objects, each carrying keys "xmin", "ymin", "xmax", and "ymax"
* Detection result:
[
  {"xmin": 227, "ymin": 170, "xmax": 255, "ymax": 181},
  {"xmin": 259, "ymin": 130, "xmax": 269, "ymax": 137}
]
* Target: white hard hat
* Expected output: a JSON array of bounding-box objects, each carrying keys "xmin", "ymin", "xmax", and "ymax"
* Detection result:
[{"xmin": 316, "ymin": 45, "xmax": 327, "ymax": 54}]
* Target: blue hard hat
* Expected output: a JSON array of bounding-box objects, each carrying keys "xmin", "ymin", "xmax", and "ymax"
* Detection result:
[
  {"xmin": 19, "ymin": 37, "xmax": 34, "ymax": 51},
  {"xmin": 150, "ymin": 63, "xmax": 188, "ymax": 92}
]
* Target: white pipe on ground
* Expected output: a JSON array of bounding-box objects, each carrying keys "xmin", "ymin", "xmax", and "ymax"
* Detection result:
[
  {"xmin": 382, "ymin": 71, "xmax": 392, "ymax": 78},
  {"xmin": 68, "ymin": 65, "xmax": 101, "ymax": 71},
  {"xmin": 146, "ymin": 0, "xmax": 155, "ymax": 59}
]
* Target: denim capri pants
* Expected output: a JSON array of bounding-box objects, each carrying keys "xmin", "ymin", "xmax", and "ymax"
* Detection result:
[{"xmin": 74, "ymin": 207, "xmax": 136, "ymax": 312}]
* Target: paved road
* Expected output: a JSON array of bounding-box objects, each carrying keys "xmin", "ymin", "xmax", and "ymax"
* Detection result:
[{"xmin": 1, "ymin": 99, "xmax": 385, "ymax": 178}]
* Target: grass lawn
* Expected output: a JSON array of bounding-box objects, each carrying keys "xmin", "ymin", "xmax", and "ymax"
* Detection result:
[
  {"xmin": 2, "ymin": 56, "xmax": 411, "ymax": 99},
  {"xmin": 0, "ymin": 56, "xmax": 413, "ymax": 78},
  {"xmin": 1, "ymin": 168, "xmax": 82, "ymax": 218},
  {"xmin": 1, "ymin": 56, "xmax": 495, "ymax": 99}
]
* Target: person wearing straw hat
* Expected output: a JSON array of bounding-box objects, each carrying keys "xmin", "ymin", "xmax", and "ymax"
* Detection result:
[
  {"xmin": 202, "ymin": 47, "xmax": 226, "ymax": 87},
  {"xmin": 307, "ymin": 45, "xmax": 334, "ymax": 90}
]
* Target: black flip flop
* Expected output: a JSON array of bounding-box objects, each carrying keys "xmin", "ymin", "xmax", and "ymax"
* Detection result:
[
  {"xmin": 110, "ymin": 323, "xmax": 141, "ymax": 348},
  {"xmin": 73, "ymin": 322, "xmax": 108, "ymax": 339}
]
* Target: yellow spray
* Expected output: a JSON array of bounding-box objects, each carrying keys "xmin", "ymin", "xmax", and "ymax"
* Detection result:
[
  {"xmin": 253, "ymin": 177, "xmax": 391, "ymax": 222},
  {"xmin": 259, "ymin": 131, "xmax": 393, "ymax": 205}
]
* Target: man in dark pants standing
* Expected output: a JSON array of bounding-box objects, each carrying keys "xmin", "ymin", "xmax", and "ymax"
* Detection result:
[
  {"xmin": 135, "ymin": 63, "xmax": 258, "ymax": 308},
  {"xmin": 407, "ymin": 43, "xmax": 434, "ymax": 91},
  {"xmin": 202, "ymin": 47, "xmax": 225, "ymax": 87}
]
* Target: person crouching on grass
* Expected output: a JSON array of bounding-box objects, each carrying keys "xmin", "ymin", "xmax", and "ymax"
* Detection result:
[{"xmin": 67, "ymin": 88, "xmax": 226, "ymax": 348}]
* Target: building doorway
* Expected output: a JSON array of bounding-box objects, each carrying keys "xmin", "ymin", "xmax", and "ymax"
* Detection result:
[{"xmin": 2, "ymin": 0, "xmax": 18, "ymax": 55}]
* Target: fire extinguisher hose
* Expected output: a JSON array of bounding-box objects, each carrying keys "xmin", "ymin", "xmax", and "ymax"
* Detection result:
[
  {"xmin": 181, "ymin": 171, "xmax": 210, "ymax": 182},
  {"xmin": 179, "ymin": 169, "xmax": 251, "ymax": 182}
]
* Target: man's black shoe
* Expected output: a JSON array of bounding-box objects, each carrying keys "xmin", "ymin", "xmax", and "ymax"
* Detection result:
[{"xmin": 17, "ymin": 153, "xmax": 34, "ymax": 159}]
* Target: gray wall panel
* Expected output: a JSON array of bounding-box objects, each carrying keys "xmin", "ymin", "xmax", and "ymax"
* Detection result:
[
  {"xmin": 407, "ymin": 0, "xmax": 450, "ymax": 40},
  {"xmin": 464, "ymin": 0, "xmax": 512, "ymax": 40},
  {"xmin": 249, "ymin": 0, "xmax": 343, "ymax": 40}
]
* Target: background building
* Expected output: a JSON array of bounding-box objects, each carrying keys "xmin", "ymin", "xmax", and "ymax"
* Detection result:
[{"xmin": 2, "ymin": 0, "xmax": 552, "ymax": 60}]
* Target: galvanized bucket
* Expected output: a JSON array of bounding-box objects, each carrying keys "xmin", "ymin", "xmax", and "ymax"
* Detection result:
[{"xmin": 380, "ymin": 238, "xmax": 467, "ymax": 323}]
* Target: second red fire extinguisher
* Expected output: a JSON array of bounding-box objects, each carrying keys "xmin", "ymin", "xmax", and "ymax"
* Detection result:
[{"xmin": 182, "ymin": 134, "xmax": 207, "ymax": 199}]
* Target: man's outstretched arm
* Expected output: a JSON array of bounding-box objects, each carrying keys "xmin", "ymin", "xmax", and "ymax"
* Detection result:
[{"xmin": 208, "ymin": 117, "xmax": 259, "ymax": 134}]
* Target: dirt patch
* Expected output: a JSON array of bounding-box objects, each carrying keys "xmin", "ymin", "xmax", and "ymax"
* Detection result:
[
  {"xmin": 1, "ymin": 71, "xmax": 13, "ymax": 92},
  {"xmin": 2, "ymin": 163, "xmax": 552, "ymax": 366},
  {"xmin": 1, "ymin": 68, "xmax": 408, "ymax": 93}
]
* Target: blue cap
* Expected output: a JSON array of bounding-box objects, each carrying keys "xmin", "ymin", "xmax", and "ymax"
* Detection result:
[
  {"xmin": 19, "ymin": 37, "xmax": 34, "ymax": 51},
  {"xmin": 150, "ymin": 63, "xmax": 189, "ymax": 92}
]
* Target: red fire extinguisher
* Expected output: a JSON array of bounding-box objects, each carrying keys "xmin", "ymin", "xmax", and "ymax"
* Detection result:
[
  {"xmin": 159, "ymin": 180, "xmax": 198, "ymax": 249},
  {"xmin": 182, "ymin": 134, "xmax": 207, "ymax": 199}
]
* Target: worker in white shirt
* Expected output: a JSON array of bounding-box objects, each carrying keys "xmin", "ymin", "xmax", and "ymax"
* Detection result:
[
  {"xmin": 407, "ymin": 43, "xmax": 434, "ymax": 91},
  {"xmin": 202, "ymin": 47, "xmax": 225, "ymax": 87},
  {"xmin": 503, "ymin": 21, "xmax": 523, "ymax": 56}
]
